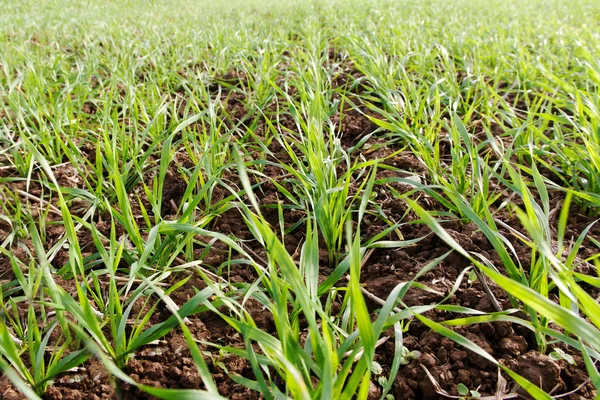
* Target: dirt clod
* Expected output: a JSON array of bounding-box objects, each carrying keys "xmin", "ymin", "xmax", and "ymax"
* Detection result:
[{"xmin": 516, "ymin": 351, "xmax": 563, "ymax": 396}]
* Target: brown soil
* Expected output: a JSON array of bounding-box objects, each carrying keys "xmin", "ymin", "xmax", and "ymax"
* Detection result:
[{"xmin": 0, "ymin": 65, "xmax": 598, "ymax": 400}]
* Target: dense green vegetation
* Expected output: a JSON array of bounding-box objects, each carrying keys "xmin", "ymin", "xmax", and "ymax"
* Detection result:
[{"xmin": 1, "ymin": 0, "xmax": 600, "ymax": 398}]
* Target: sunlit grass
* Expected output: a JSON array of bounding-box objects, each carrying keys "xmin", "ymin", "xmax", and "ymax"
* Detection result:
[{"xmin": 1, "ymin": 0, "xmax": 600, "ymax": 398}]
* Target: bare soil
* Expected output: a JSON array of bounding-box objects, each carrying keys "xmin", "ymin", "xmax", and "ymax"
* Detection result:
[{"xmin": 0, "ymin": 63, "xmax": 598, "ymax": 399}]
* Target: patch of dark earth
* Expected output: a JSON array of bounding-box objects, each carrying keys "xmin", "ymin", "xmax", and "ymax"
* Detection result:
[{"xmin": 1, "ymin": 74, "xmax": 598, "ymax": 399}]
